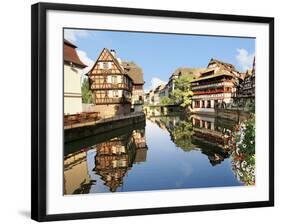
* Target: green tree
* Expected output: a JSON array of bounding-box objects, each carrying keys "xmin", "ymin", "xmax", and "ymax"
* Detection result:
[
  {"xmin": 171, "ymin": 75, "xmax": 193, "ymax": 108},
  {"xmin": 160, "ymin": 96, "xmax": 171, "ymax": 105},
  {"xmin": 81, "ymin": 78, "xmax": 93, "ymax": 104}
]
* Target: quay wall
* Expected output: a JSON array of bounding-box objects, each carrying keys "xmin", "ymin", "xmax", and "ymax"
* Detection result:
[{"xmin": 65, "ymin": 113, "xmax": 145, "ymax": 143}]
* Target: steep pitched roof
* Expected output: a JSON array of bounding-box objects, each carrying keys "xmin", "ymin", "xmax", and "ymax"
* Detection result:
[
  {"xmin": 190, "ymin": 69, "xmax": 235, "ymax": 83},
  {"xmin": 122, "ymin": 62, "xmax": 144, "ymax": 84},
  {"xmin": 208, "ymin": 58, "xmax": 236, "ymax": 70},
  {"xmin": 153, "ymin": 84, "xmax": 165, "ymax": 93},
  {"xmin": 86, "ymin": 48, "xmax": 130, "ymax": 79},
  {"xmin": 170, "ymin": 67, "xmax": 206, "ymax": 81},
  {"xmin": 63, "ymin": 39, "xmax": 87, "ymax": 68}
]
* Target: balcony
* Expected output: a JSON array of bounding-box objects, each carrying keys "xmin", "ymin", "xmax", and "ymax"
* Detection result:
[
  {"xmin": 132, "ymin": 100, "xmax": 144, "ymax": 105},
  {"xmin": 91, "ymin": 83, "xmax": 132, "ymax": 91},
  {"xmin": 95, "ymin": 97, "xmax": 131, "ymax": 104},
  {"xmin": 191, "ymin": 81, "xmax": 233, "ymax": 90},
  {"xmin": 193, "ymin": 89, "xmax": 232, "ymax": 95}
]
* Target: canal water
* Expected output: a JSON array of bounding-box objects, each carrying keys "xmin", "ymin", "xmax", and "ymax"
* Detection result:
[{"xmin": 64, "ymin": 114, "xmax": 248, "ymax": 195}]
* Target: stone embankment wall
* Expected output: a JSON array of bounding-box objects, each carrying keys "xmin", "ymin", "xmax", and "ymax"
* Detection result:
[{"xmin": 65, "ymin": 113, "xmax": 145, "ymax": 142}]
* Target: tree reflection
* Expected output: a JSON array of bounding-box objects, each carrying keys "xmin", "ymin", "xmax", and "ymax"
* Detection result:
[
  {"xmin": 149, "ymin": 114, "xmax": 234, "ymax": 165},
  {"xmin": 171, "ymin": 121, "xmax": 194, "ymax": 151}
]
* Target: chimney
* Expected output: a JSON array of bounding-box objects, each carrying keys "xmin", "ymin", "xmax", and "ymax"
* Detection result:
[{"xmin": 110, "ymin": 49, "xmax": 116, "ymax": 58}]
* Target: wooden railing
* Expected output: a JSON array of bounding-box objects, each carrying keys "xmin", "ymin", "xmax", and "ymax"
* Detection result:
[
  {"xmin": 95, "ymin": 97, "xmax": 131, "ymax": 104},
  {"xmin": 193, "ymin": 89, "xmax": 232, "ymax": 95},
  {"xmin": 64, "ymin": 112, "xmax": 101, "ymax": 126},
  {"xmin": 91, "ymin": 83, "xmax": 132, "ymax": 90},
  {"xmin": 192, "ymin": 81, "xmax": 233, "ymax": 90}
]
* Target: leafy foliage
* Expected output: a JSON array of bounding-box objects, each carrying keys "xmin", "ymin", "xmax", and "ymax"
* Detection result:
[
  {"xmin": 171, "ymin": 75, "xmax": 193, "ymax": 108},
  {"xmin": 230, "ymin": 115, "xmax": 256, "ymax": 185},
  {"xmin": 160, "ymin": 96, "xmax": 171, "ymax": 105},
  {"xmin": 81, "ymin": 78, "xmax": 93, "ymax": 104},
  {"xmin": 172, "ymin": 120, "xmax": 194, "ymax": 151},
  {"xmin": 234, "ymin": 115, "xmax": 255, "ymax": 156}
]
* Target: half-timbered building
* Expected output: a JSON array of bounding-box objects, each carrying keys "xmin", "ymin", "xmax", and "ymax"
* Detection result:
[
  {"xmin": 234, "ymin": 57, "xmax": 255, "ymax": 108},
  {"xmin": 191, "ymin": 59, "xmax": 241, "ymax": 113},
  {"xmin": 87, "ymin": 49, "xmax": 133, "ymax": 117},
  {"xmin": 122, "ymin": 62, "xmax": 145, "ymax": 112}
]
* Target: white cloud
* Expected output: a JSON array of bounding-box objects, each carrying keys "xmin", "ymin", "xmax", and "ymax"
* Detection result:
[
  {"xmin": 146, "ymin": 77, "xmax": 166, "ymax": 92},
  {"xmin": 64, "ymin": 29, "xmax": 89, "ymax": 43},
  {"xmin": 77, "ymin": 50, "xmax": 93, "ymax": 66},
  {"xmin": 236, "ymin": 48, "xmax": 255, "ymax": 71},
  {"xmin": 76, "ymin": 50, "xmax": 95, "ymax": 80}
]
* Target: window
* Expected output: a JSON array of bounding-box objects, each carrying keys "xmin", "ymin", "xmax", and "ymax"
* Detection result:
[
  {"xmin": 214, "ymin": 100, "xmax": 218, "ymax": 108},
  {"xmin": 207, "ymin": 100, "xmax": 211, "ymax": 108},
  {"xmin": 111, "ymin": 76, "xmax": 117, "ymax": 84},
  {"xmin": 103, "ymin": 62, "xmax": 109, "ymax": 69},
  {"xmin": 202, "ymin": 101, "xmax": 205, "ymax": 108},
  {"xmin": 113, "ymin": 90, "xmax": 119, "ymax": 97},
  {"xmin": 195, "ymin": 101, "xmax": 200, "ymax": 108}
]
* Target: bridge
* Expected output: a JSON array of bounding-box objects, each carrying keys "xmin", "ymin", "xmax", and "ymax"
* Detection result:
[{"xmin": 143, "ymin": 104, "xmax": 182, "ymax": 116}]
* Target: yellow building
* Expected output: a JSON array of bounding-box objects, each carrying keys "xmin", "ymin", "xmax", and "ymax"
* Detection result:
[{"xmin": 64, "ymin": 39, "xmax": 87, "ymax": 115}]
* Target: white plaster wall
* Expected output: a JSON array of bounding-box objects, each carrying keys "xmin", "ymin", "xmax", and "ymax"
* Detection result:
[{"xmin": 64, "ymin": 64, "xmax": 83, "ymax": 114}]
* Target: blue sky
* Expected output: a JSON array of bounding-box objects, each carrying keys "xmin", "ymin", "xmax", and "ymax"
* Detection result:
[{"xmin": 64, "ymin": 29, "xmax": 255, "ymax": 91}]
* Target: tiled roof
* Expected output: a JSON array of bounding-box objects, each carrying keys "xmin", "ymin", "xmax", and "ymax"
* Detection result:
[
  {"xmin": 190, "ymin": 71, "xmax": 234, "ymax": 83},
  {"xmin": 122, "ymin": 62, "xmax": 144, "ymax": 84},
  {"xmin": 64, "ymin": 39, "xmax": 87, "ymax": 68}
]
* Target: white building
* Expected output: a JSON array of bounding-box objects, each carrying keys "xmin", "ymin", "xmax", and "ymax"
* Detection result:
[{"xmin": 64, "ymin": 39, "xmax": 87, "ymax": 115}]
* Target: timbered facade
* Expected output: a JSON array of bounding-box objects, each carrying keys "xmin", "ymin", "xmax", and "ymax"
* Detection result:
[
  {"xmin": 122, "ymin": 62, "xmax": 145, "ymax": 112},
  {"xmin": 191, "ymin": 59, "xmax": 241, "ymax": 113},
  {"xmin": 87, "ymin": 48, "xmax": 133, "ymax": 117},
  {"xmin": 234, "ymin": 57, "xmax": 255, "ymax": 108}
]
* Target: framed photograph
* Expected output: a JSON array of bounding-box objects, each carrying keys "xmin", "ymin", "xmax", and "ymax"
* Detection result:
[{"xmin": 31, "ymin": 2, "xmax": 274, "ymax": 222}]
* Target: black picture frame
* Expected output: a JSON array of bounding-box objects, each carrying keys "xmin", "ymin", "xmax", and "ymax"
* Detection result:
[{"xmin": 31, "ymin": 2, "xmax": 274, "ymax": 222}]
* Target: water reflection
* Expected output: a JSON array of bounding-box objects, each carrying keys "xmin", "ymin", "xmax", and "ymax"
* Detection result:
[
  {"xmin": 149, "ymin": 114, "xmax": 235, "ymax": 165},
  {"xmin": 64, "ymin": 113, "xmax": 255, "ymax": 195},
  {"xmin": 64, "ymin": 126, "xmax": 147, "ymax": 194}
]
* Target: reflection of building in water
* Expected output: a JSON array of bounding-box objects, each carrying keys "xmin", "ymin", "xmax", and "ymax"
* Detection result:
[
  {"xmin": 94, "ymin": 129, "xmax": 148, "ymax": 192},
  {"xmin": 144, "ymin": 106, "xmax": 161, "ymax": 117},
  {"xmin": 132, "ymin": 129, "xmax": 148, "ymax": 163},
  {"xmin": 149, "ymin": 116, "xmax": 181, "ymax": 132},
  {"xmin": 64, "ymin": 149, "xmax": 92, "ymax": 194},
  {"xmin": 64, "ymin": 128, "xmax": 148, "ymax": 194},
  {"xmin": 148, "ymin": 115, "xmax": 234, "ymax": 166},
  {"xmin": 190, "ymin": 114, "xmax": 235, "ymax": 165},
  {"xmin": 94, "ymin": 136, "xmax": 135, "ymax": 192},
  {"xmin": 191, "ymin": 114, "xmax": 233, "ymax": 149}
]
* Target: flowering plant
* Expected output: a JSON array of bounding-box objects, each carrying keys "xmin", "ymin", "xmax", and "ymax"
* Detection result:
[{"xmin": 230, "ymin": 115, "xmax": 255, "ymax": 185}]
